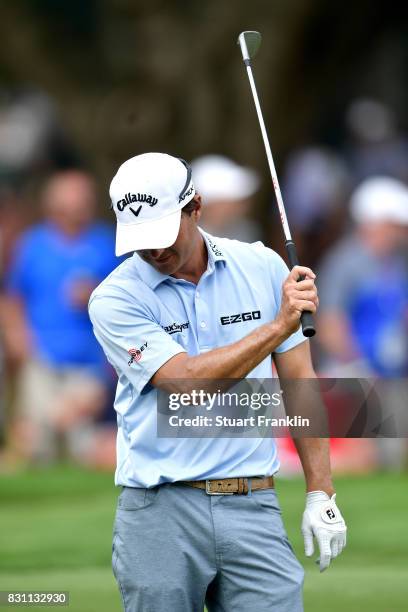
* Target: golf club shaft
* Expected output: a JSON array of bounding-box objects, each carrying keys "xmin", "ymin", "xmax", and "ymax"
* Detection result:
[
  {"xmin": 243, "ymin": 61, "xmax": 315, "ymax": 337},
  {"xmin": 245, "ymin": 64, "xmax": 292, "ymax": 242}
]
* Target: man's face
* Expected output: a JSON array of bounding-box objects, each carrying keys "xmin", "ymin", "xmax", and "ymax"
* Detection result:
[
  {"xmin": 44, "ymin": 171, "xmax": 96, "ymax": 232},
  {"xmin": 360, "ymin": 221, "xmax": 408, "ymax": 255},
  {"xmin": 137, "ymin": 197, "xmax": 202, "ymax": 276}
]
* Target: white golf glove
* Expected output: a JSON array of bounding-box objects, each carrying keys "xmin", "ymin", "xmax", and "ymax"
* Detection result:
[{"xmin": 301, "ymin": 491, "xmax": 347, "ymax": 572}]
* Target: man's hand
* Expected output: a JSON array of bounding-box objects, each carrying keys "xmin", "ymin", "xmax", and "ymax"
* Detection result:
[
  {"xmin": 301, "ymin": 490, "xmax": 347, "ymax": 572},
  {"xmin": 276, "ymin": 266, "xmax": 318, "ymax": 336}
]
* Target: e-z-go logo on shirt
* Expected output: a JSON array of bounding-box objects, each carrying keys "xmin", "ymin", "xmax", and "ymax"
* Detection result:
[
  {"xmin": 162, "ymin": 322, "xmax": 190, "ymax": 335},
  {"xmin": 220, "ymin": 310, "xmax": 261, "ymax": 325},
  {"xmin": 128, "ymin": 341, "xmax": 148, "ymax": 365}
]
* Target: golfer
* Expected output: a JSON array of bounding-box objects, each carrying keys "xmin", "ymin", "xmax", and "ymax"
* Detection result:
[{"xmin": 89, "ymin": 152, "xmax": 347, "ymax": 612}]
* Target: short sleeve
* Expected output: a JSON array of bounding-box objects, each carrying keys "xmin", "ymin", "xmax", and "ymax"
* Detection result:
[
  {"xmin": 89, "ymin": 290, "xmax": 186, "ymax": 395},
  {"xmin": 263, "ymin": 246, "xmax": 307, "ymax": 354}
]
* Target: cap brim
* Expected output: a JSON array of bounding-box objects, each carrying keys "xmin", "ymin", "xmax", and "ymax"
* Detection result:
[{"xmin": 115, "ymin": 209, "xmax": 182, "ymax": 256}]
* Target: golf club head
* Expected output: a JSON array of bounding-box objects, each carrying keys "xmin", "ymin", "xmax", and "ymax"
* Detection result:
[{"xmin": 237, "ymin": 31, "xmax": 262, "ymax": 62}]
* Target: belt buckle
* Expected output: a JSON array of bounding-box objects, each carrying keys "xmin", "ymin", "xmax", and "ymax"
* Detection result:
[{"xmin": 205, "ymin": 480, "xmax": 234, "ymax": 495}]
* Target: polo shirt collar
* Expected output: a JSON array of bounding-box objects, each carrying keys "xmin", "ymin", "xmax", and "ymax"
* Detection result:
[
  {"xmin": 199, "ymin": 229, "xmax": 227, "ymax": 268},
  {"xmin": 132, "ymin": 254, "xmax": 167, "ymax": 289},
  {"xmin": 133, "ymin": 229, "xmax": 227, "ymax": 290}
]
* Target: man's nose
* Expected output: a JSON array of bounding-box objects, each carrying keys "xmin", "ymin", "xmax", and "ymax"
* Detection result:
[{"xmin": 148, "ymin": 249, "xmax": 166, "ymax": 260}]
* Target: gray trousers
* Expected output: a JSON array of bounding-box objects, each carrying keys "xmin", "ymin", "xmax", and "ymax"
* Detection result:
[{"xmin": 112, "ymin": 482, "xmax": 304, "ymax": 612}]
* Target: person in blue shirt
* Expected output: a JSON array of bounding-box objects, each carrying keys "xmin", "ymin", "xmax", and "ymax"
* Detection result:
[
  {"xmin": 3, "ymin": 169, "xmax": 118, "ymax": 463},
  {"xmin": 89, "ymin": 153, "xmax": 347, "ymax": 612},
  {"xmin": 318, "ymin": 176, "xmax": 408, "ymax": 377}
]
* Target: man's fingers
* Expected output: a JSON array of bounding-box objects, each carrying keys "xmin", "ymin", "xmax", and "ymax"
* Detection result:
[
  {"xmin": 292, "ymin": 290, "xmax": 318, "ymax": 303},
  {"xmin": 317, "ymin": 533, "xmax": 332, "ymax": 572},
  {"xmin": 289, "ymin": 265, "xmax": 316, "ymax": 282},
  {"xmin": 295, "ymin": 300, "xmax": 317, "ymax": 314},
  {"xmin": 319, "ymin": 553, "xmax": 331, "ymax": 572},
  {"xmin": 294, "ymin": 278, "xmax": 316, "ymax": 291},
  {"xmin": 331, "ymin": 538, "xmax": 339, "ymax": 558},
  {"xmin": 337, "ymin": 531, "xmax": 347, "ymax": 555},
  {"xmin": 302, "ymin": 527, "xmax": 314, "ymax": 557}
]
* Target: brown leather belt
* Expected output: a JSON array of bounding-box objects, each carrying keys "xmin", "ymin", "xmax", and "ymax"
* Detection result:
[{"xmin": 179, "ymin": 476, "xmax": 274, "ymax": 495}]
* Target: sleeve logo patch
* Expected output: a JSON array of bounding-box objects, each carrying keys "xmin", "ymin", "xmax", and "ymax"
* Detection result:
[{"xmin": 128, "ymin": 342, "xmax": 148, "ymax": 365}]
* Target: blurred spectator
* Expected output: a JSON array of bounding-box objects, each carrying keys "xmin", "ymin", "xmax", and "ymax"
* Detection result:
[
  {"xmin": 344, "ymin": 98, "xmax": 408, "ymax": 185},
  {"xmin": 191, "ymin": 155, "xmax": 262, "ymax": 242},
  {"xmin": 283, "ymin": 147, "xmax": 350, "ymax": 232},
  {"xmin": 282, "ymin": 146, "xmax": 351, "ymax": 266},
  {"xmin": 317, "ymin": 176, "xmax": 408, "ymax": 377},
  {"xmin": 0, "ymin": 223, "xmax": 5, "ymax": 452},
  {"xmin": 0, "ymin": 186, "xmax": 27, "ymax": 275},
  {"xmin": 0, "ymin": 88, "xmax": 81, "ymax": 278},
  {"xmin": 1, "ymin": 170, "xmax": 118, "ymax": 464},
  {"xmin": 0, "ymin": 88, "xmax": 79, "ymax": 184}
]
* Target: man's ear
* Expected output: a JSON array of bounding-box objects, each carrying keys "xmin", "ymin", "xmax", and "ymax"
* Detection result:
[{"xmin": 193, "ymin": 193, "xmax": 202, "ymax": 221}]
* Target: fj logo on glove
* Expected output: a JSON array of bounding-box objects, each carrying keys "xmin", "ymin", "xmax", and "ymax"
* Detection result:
[{"xmin": 320, "ymin": 503, "xmax": 340, "ymax": 524}]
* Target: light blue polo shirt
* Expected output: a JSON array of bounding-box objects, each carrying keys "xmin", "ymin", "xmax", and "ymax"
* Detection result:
[{"xmin": 88, "ymin": 230, "xmax": 306, "ymax": 487}]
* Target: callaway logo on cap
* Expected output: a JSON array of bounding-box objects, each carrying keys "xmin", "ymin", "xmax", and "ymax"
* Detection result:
[{"xmin": 109, "ymin": 152, "xmax": 195, "ymax": 256}]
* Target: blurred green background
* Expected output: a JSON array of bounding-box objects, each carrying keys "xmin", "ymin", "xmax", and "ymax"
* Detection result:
[{"xmin": 1, "ymin": 466, "xmax": 408, "ymax": 612}]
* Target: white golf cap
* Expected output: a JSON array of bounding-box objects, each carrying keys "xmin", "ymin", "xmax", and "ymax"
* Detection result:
[
  {"xmin": 110, "ymin": 152, "xmax": 195, "ymax": 256},
  {"xmin": 191, "ymin": 155, "xmax": 260, "ymax": 203},
  {"xmin": 350, "ymin": 176, "xmax": 408, "ymax": 226}
]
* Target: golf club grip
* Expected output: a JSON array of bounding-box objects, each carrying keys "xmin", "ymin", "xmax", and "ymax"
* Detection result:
[{"xmin": 285, "ymin": 240, "xmax": 316, "ymax": 338}]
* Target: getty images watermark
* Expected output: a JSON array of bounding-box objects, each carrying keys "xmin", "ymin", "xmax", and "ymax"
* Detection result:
[
  {"xmin": 157, "ymin": 378, "xmax": 408, "ymax": 438},
  {"xmin": 157, "ymin": 379, "xmax": 315, "ymax": 438},
  {"xmin": 166, "ymin": 389, "xmax": 309, "ymax": 429}
]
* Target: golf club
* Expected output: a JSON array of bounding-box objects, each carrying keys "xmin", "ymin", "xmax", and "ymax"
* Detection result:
[{"xmin": 237, "ymin": 31, "xmax": 316, "ymax": 338}]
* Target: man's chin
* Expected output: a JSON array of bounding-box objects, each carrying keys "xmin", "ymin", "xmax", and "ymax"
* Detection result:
[{"xmin": 151, "ymin": 257, "xmax": 179, "ymax": 275}]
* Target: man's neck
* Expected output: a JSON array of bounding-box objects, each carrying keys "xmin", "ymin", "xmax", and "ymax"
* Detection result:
[
  {"xmin": 49, "ymin": 219, "xmax": 86, "ymax": 238},
  {"xmin": 171, "ymin": 232, "xmax": 208, "ymax": 284}
]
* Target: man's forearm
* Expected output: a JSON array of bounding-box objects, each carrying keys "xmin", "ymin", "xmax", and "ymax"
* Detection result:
[
  {"xmin": 153, "ymin": 320, "xmax": 290, "ymax": 391},
  {"xmin": 274, "ymin": 346, "xmax": 334, "ymax": 496},
  {"xmin": 185, "ymin": 321, "xmax": 288, "ymax": 379},
  {"xmin": 293, "ymin": 438, "xmax": 334, "ymax": 496}
]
